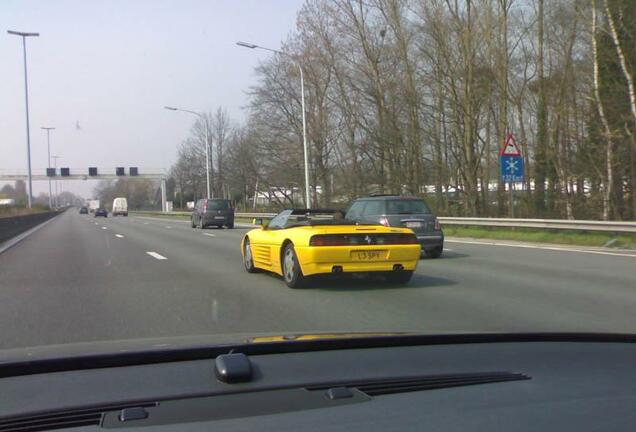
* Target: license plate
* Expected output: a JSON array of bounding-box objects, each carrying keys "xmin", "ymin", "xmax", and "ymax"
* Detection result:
[
  {"xmin": 351, "ymin": 250, "xmax": 387, "ymax": 261},
  {"xmin": 214, "ymin": 216, "xmax": 225, "ymax": 219},
  {"xmin": 405, "ymin": 221, "xmax": 422, "ymax": 228}
]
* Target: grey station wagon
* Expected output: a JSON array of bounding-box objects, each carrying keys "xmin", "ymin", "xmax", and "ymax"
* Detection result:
[
  {"xmin": 345, "ymin": 195, "xmax": 444, "ymax": 258},
  {"xmin": 191, "ymin": 199, "xmax": 235, "ymax": 229}
]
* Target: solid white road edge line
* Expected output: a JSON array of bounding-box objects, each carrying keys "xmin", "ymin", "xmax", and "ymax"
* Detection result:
[
  {"xmin": 445, "ymin": 238, "xmax": 636, "ymax": 258},
  {"xmin": 146, "ymin": 251, "xmax": 167, "ymax": 260}
]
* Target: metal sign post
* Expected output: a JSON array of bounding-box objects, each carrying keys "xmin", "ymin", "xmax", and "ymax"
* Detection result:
[{"xmin": 500, "ymin": 133, "xmax": 524, "ymax": 218}]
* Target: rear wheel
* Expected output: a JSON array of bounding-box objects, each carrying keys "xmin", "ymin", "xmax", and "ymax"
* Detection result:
[
  {"xmin": 243, "ymin": 239, "xmax": 258, "ymax": 273},
  {"xmin": 386, "ymin": 270, "xmax": 414, "ymax": 284},
  {"xmin": 282, "ymin": 243, "xmax": 305, "ymax": 288},
  {"xmin": 425, "ymin": 246, "xmax": 443, "ymax": 259},
  {"xmin": 226, "ymin": 222, "xmax": 234, "ymax": 229}
]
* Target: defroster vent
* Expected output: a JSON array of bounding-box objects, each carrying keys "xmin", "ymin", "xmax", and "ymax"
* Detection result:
[
  {"xmin": 0, "ymin": 402, "xmax": 156, "ymax": 432},
  {"xmin": 308, "ymin": 371, "xmax": 530, "ymax": 397}
]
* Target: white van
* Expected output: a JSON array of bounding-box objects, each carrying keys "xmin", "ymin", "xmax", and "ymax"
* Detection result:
[{"xmin": 112, "ymin": 197, "xmax": 128, "ymax": 216}]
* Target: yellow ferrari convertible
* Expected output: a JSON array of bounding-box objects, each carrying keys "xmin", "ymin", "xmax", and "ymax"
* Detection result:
[{"xmin": 241, "ymin": 209, "xmax": 421, "ymax": 288}]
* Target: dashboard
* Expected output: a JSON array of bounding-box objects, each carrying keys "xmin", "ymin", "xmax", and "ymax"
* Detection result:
[{"xmin": 1, "ymin": 335, "xmax": 636, "ymax": 431}]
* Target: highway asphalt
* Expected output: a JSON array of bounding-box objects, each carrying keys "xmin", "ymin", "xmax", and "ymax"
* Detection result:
[{"xmin": 0, "ymin": 210, "xmax": 635, "ymax": 349}]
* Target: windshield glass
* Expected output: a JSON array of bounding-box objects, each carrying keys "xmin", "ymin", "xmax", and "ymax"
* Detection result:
[{"xmin": 1, "ymin": 0, "xmax": 635, "ymax": 358}]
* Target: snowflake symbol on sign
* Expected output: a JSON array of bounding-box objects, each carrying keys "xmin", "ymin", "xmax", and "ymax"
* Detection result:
[{"xmin": 506, "ymin": 158, "xmax": 518, "ymax": 173}]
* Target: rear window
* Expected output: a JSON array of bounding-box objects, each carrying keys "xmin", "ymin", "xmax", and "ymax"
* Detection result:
[
  {"xmin": 386, "ymin": 200, "xmax": 430, "ymax": 215},
  {"xmin": 207, "ymin": 200, "xmax": 230, "ymax": 210},
  {"xmin": 363, "ymin": 200, "xmax": 384, "ymax": 215}
]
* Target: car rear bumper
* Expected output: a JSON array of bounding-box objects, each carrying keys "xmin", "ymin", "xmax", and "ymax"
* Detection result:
[
  {"xmin": 415, "ymin": 232, "xmax": 444, "ymax": 250},
  {"xmin": 295, "ymin": 245, "xmax": 421, "ymax": 276},
  {"xmin": 202, "ymin": 216, "xmax": 233, "ymax": 226}
]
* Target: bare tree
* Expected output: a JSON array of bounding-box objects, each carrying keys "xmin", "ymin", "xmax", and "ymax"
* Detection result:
[{"xmin": 604, "ymin": 0, "xmax": 636, "ymax": 215}]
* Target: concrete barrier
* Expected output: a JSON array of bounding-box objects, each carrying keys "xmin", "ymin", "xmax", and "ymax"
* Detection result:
[{"xmin": 0, "ymin": 211, "xmax": 61, "ymax": 244}]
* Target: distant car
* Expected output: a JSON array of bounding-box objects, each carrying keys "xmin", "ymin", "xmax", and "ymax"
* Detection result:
[
  {"xmin": 111, "ymin": 197, "xmax": 128, "ymax": 216},
  {"xmin": 79, "ymin": 207, "xmax": 88, "ymax": 214},
  {"xmin": 242, "ymin": 209, "xmax": 421, "ymax": 288},
  {"xmin": 345, "ymin": 195, "xmax": 444, "ymax": 258},
  {"xmin": 191, "ymin": 199, "xmax": 234, "ymax": 229},
  {"xmin": 94, "ymin": 207, "xmax": 108, "ymax": 217}
]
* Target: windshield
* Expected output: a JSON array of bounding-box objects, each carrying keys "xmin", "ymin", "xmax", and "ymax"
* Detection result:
[{"xmin": 1, "ymin": 0, "xmax": 636, "ymax": 359}]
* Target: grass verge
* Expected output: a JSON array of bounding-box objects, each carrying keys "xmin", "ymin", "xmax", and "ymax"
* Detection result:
[{"xmin": 443, "ymin": 225, "xmax": 636, "ymax": 249}]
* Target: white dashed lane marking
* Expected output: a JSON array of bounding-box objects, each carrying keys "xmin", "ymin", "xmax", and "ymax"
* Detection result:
[
  {"xmin": 146, "ymin": 251, "xmax": 167, "ymax": 260},
  {"xmin": 203, "ymin": 233, "xmax": 216, "ymax": 237},
  {"xmin": 115, "ymin": 234, "xmax": 124, "ymax": 238},
  {"xmin": 101, "ymin": 227, "xmax": 107, "ymax": 230}
]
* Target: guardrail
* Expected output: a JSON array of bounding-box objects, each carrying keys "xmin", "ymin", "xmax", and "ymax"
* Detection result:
[{"xmin": 132, "ymin": 211, "xmax": 636, "ymax": 233}]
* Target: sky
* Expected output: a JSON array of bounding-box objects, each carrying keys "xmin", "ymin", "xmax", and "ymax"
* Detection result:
[{"xmin": 0, "ymin": 0, "xmax": 304, "ymax": 198}]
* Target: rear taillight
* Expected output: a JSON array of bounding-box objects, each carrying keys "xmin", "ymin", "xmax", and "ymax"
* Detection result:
[
  {"xmin": 379, "ymin": 217, "xmax": 389, "ymax": 227},
  {"xmin": 310, "ymin": 235, "xmax": 350, "ymax": 246},
  {"xmin": 309, "ymin": 233, "xmax": 418, "ymax": 246},
  {"xmin": 434, "ymin": 218, "xmax": 441, "ymax": 230},
  {"xmin": 203, "ymin": 201, "xmax": 208, "ymax": 211}
]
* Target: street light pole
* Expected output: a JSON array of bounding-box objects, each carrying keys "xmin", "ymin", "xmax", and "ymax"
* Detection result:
[
  {"xmin": 52, "ymin": 155, "xmax": 60, "ymax": 207},
  {"xmin": 164, "ymin": 106, "xmax": 211, "ymax": 199},
  {"xmin": 204, "ymin": 118, "xmax": 211, "ymax": 199},
  {"xmin": 298, "ymin": 64, "xmax": 310, "ymax": 210},
  {"xmin": 8, "ymin": 30, "xmax": 39, "ymax": 208},
  {"xmin": 41, "ymin": 126, "xmax": 55, "ymax": 208},
  {"xmin": 236, "ymin": 41, "xmax": 311, "ymax": 209}
]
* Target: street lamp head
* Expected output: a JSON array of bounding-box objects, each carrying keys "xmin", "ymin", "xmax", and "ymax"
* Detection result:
[
  {"xmin": 40, "ymin": 126, "xmax": 55, "ymax": 130},
  {"xmin": 163, "ymin": 106, "xmax": 178, "ymax": 111},
  {"xmin": 7, "ymin": 30, "xmax": 39, "ymax": 37},
  {"xmin": 236, "ymin": 41, "xmax": 258, "ymax": 49}
]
